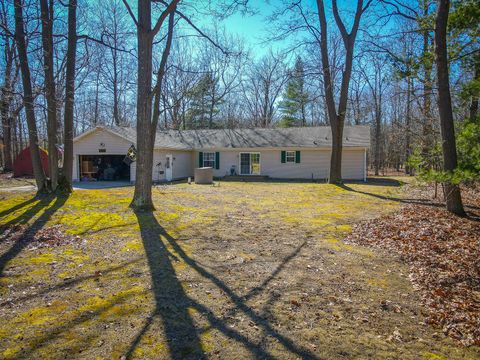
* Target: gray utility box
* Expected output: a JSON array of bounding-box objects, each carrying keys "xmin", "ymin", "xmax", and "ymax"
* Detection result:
[{"xmin": 194, "ymin": 167, "xmax": 213, "ymax": 184}]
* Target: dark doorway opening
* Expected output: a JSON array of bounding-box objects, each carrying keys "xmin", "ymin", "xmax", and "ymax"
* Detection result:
[{"xmin": 79, "ymin": 155, "xmax": 130, "ymax": 181}]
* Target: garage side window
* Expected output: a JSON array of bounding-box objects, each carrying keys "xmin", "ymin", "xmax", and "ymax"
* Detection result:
[
  {"xmin": 285, "ymin": 151, "xmax": 295, "ymax": 163},
  {"xmin": 203, "ymin": 152, "xmax": 215, "ymax": 168}
]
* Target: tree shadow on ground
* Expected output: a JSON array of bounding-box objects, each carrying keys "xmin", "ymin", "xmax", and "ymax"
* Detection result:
[
  {"xmin": 337, "ymin": 183, "xmax": 444, "ymax": 207},
  {"xmin": 338, "ymin": 183, "xmax": 480, "ymax": 215},
  {"xmin": 0, "ymin": 194, "xmax": 69, "ymax": 276},
  {"xmin": 128, "ymin": 211, "xmax": 206, "ymax": 360},
  {"xmin": 128, "ymin": 211, "xmax": 318, "ymax": 359},
  {"xmin": 0, "ymin": 196, "xmax": 38, "ymax": 218}
]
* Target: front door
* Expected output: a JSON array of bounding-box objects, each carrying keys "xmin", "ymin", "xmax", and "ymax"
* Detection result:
[
  {"xmin": 165, "ymin": 154, "xmax": 173, "ymax": 181},
  {"xmin": 239, "ymin": 153, "xmax": 260, "ymax": 175}
]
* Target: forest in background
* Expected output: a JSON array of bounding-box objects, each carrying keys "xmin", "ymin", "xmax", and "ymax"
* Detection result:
[{"xmin": 0, "ymin": 0, "xmax": 478, "ymax": 192}]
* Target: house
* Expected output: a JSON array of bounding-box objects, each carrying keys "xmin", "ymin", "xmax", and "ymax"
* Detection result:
[{"xmin": 72, "ymin": 125, "xmax": 370, "ymax": 182}]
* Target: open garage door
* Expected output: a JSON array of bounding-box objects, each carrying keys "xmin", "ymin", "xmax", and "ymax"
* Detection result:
[{"xmin": 79, "ymin": 155, "xmax": 130, "ymax": 182}]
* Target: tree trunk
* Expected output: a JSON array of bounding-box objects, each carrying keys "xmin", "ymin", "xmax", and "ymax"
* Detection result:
[
  {"xmin": 14, "ymin": 0, "xmax": 47, "ymax": 192},
  {"xmin": 316, "ymin": 0, "xmax": 365, "ymax": 183},
  {"xmin": 1, "ymin": 97, "xmax": 13, "ymax": 172},
  {"xmin": 1, "ymin": 35, "xmax": 15, "ymax": 172},
  {"xmin": 40, "ymin": 0, "xmax": 59, "ymax": 190},
  {"xmin": 374, "ymin": 106, "xmax": 381, "ymax": 176},
  {"xmin": 434, "ymin": 0, "xmax": 465, "ymax": 216},
  {"xmin": 132, "ymin": 3, "xmax": 176, "ymax": 210},
  {"xmin": 405, "ymin": 75, "xmax": 412, "ymax": 174},
  {"xmin": 421, "ymin": 0, "xmax": 434, "ymax": 159},
  {"xmin": 61, "ymin": 0, "xmax": 77, "ymax": 191},
  {"xmin": 469, "ymin": 55, "xmax": 479, "ymax": 122},
  {"xmin": 113, "ymin": 44, "xmax": 120, "ymax": 125},
  {"xmin": 131, "ymin": 0, "xmax": 155, "ymax": 210}
]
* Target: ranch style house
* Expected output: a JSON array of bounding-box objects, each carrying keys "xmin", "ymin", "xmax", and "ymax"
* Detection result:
[{"xmin": 72, "ymin": 125, "xmax": 370, "ymax": 183}]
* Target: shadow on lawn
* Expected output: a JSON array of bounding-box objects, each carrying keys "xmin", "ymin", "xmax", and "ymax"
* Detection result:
[
  {"xmin": 128, "ymin": 211, "xmax": 317, "ymax": 360},
  {"xmin": 338, "ymin": 183, "xmax": 442, "ymax": 207},
  {"xmin": 0, "ymin": 194, "xmax": 69, "ymax": 277},
  {"xmin": 338, "ymin": 183, "xmax": 480, "ymax": 215},
  {"xmin": 0, "ymin": 196, "xmax": 38, "ymax": 218}
]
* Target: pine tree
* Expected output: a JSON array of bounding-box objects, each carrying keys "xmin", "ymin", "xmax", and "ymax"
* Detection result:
[
  {"xmin": 278, "ymin": 57, "xmax": 309, "ymax": 127},
  {"xmin": 186, "ymin": 73, "xmax": 222, "ymax": 129}
]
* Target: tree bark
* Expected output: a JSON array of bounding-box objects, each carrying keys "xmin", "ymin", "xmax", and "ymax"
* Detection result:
[
  {"xmin": 1, "ymin": 110, "xmax": 13, "ymax": 172},
  {"xmin": 421, "ymin": 0, "xmax": 435, "ymax": 159},
  {"xmin": 130, "ymin": 0, "xmax": 178, "ymax": 210},
  {"xmin": 434, "ymin": 0, "xmax": 465, "ymax": 216},
  {"xmin": 316, "ymin": 0, "xmax": 367, "ymax": 183},
  {"xmin": 405, "ymin": 75, "xmax": 412, "ymax": 174},
  {"xmin": 14, "ymin": 0, "xmax": 47, "ymax": 192},
  {"xmin": 0, "ymin": 32, "xmax": 15, "ymax": 172},
  {"xmin": 40, "ymin": 0, "xmax": 59, "ymax": 190},
  {"xmin": 61, "ymin": 0, "xmax": 77, "ymax": 190},
  {"xmin": 469, "ymin": 55, "xmax": 479, "ymax": 122},
  {"xmin": 374, "ymin": 105, "xmax": 381, "ymax": 176}
]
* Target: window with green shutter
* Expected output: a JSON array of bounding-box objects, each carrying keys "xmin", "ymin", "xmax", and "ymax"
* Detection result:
[
  {"xmin": 281, "ymin": 151, "xmax": 286, "ymax": 163},
  {"xmin": 199, "ymin": 152, "xmax": 203, "ymax": 167},
  {"xmin": 203, "ymin": 152, "xmax": 215, "ymax": 168},
  {"xmin": 286, "ymin": 151, "xmax": 295, "ymax": 163},
  {"xmin": 295, "ymin": 151, "xmax": 301, "ymax": 163}
]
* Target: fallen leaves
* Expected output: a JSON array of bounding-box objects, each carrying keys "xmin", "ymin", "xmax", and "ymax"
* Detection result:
[
  {"xmin": 345, "ymin": 191, "xmax": 480, "ymax": 347},
  {"xmin": 0, "ymin": 224, "xmax": 81, "ymax": 249}
]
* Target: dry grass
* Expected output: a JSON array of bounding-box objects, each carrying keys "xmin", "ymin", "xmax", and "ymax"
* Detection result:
[
  {"xmin": 0, "ymin": 174, "xmax": 35, "ymax": 188},
  {"xmin": 0, "ymin": 179, "xmax": 479, "ymax": 359}
]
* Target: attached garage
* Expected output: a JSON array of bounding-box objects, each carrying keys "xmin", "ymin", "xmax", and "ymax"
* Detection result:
[
  {"xmin": 78, "ymin": 154, "xmax": 130, "ymax": 181},
  {"xmin": 73, "ymin": 127, "xmax": 135, "ymax": 182}
]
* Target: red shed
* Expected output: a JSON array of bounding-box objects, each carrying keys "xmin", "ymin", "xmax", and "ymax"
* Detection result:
[{"xmin": 13, "ymin": 147, "xmax": 49, "ymax": 177}]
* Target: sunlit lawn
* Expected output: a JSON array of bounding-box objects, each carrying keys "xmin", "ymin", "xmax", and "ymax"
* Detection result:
[{"xmin": 0, "ymin": 179, "xmax": 478, "ymax": 359}]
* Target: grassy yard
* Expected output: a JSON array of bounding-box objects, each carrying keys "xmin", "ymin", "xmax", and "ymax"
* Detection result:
[{"xmin": 0, "ymin": 180, "xmax": 478, "ymax": 359}]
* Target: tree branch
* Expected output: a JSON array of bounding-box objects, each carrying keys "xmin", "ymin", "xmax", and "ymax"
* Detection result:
[
  {"xmin": 121, "ymin": 0, "xmax": 138, "ymax": 27},
  {"xmin": 152, "ymin": 0, "xmax": 180, "ymax": 36}
]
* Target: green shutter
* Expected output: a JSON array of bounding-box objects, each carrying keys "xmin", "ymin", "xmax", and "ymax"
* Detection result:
[
  {"xmin": 215, "ymin": 152, "xmax": 220, "ymax": 169},
  {"xmin": 199, "ymin": 152, "xmax": 203, "ymax": 167},
  {"xmin": 281, "ymin": 151, "xmax": 286, "ymax": 163},
  {"xmin": 295, "ymin": 151, "xmax": 301, "ymax": 163}
]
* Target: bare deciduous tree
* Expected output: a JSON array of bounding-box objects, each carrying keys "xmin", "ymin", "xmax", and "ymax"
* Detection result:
[
  {"xmin": 14, "ymin": 0, "xmax": 47, "ymax": 192},
  {"xmin": 124, "ymin": 0, "xmax": 178, "ymax": 210},
  {"xmin": 434, "ymin": 0, "xmax": 465, "ymax": 215},
  {"xmin": 315, "ymin": 0, "xmax": 372, "ymax": 183}
]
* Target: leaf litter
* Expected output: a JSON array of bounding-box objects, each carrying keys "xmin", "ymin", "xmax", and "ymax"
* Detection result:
[{"xmin": 345, "ymin": 185, "xmax": 480, "ymax": 346}]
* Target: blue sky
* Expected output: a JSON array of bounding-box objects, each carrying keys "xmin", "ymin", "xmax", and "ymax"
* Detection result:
[{"xmin": 212, "ymin": 0, "xmax": 375, "ymax": 58}]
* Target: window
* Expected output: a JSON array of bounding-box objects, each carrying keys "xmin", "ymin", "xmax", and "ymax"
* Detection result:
[
  {"xmin": 203, "ymin": 152, "xmax": 215, "ymax": 168},
  {"xmin": 285, "ymin": 151, "xmax": 295, "ymax": 163}
]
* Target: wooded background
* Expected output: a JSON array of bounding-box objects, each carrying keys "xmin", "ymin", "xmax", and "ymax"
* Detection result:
[{"xmin": 0, "ymin": 0, "xmax": 478, "ymax": 189}]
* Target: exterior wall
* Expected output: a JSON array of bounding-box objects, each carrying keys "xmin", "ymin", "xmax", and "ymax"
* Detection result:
[
  {"xmin": 73, "ymin": 128, "xmax": 134, "ymax": 181},
  {"xmin": 74, "ymin": 128, "xmax": 366, "ymax": 182},
  {"xmin": 341, "ymin": 149, "xmax": 366, "ymax": 180},
  {"xmin": 149, "ymin": 150, "xmax": 193, "ymax": 182},
  {"xmin": 194, "ymin": 148, "xmax": 366, "ymax": 180},
  {"xmin": 130, "ymin": 150, "xmax": 193, "ymax": 182}
]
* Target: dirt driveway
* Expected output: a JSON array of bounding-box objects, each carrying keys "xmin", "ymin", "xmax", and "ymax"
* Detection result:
[{"xmin": 0, "ymin": 180, "xmax": 478, "ymax": 359}]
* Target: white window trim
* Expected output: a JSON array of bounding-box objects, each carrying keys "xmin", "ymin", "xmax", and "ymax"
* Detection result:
[
  {"xmin": 203, "ymin": 152, "xmax": 215, "ymax": 168},
  {"xmin": 285, "ymin": 150, "xmax": 295, "ymax": 163},
  {"xmin": 239, "ymin": 152, "xmax": 261, "ymax": 175}
]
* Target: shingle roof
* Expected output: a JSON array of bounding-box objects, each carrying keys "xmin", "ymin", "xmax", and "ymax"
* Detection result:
[{"xmin": 103, "ymin": 125, "xmax": 370, "ymax": 150}]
